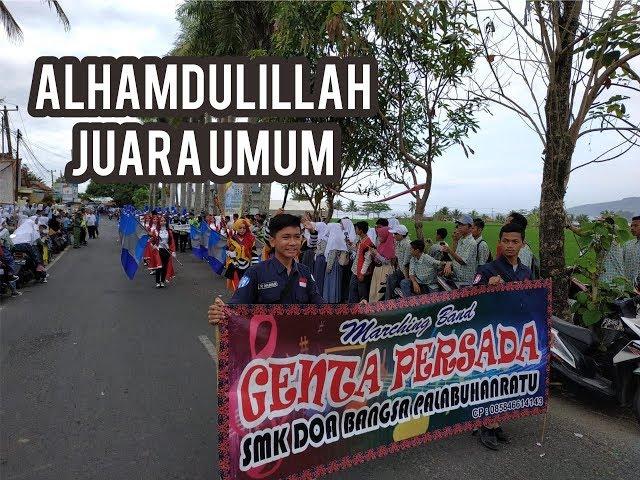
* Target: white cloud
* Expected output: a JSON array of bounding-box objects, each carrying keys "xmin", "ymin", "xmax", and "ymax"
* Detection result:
[{"xmin": 1, "ymin": 0, "xmax": 637, "ymax": 210}]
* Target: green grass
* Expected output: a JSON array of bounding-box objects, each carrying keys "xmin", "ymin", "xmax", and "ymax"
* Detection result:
[{"xmin": 353, "ymin": 219, "xmax": 581, "ymax": 264}]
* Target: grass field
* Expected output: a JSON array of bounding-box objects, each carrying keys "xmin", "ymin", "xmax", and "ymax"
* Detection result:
[{"xmin": 354, "ymin": 219, "xmax": 582, "ymax": 265}]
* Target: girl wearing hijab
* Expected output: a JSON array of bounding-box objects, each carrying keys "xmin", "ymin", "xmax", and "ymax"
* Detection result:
[
  {"xmin": 225, "ymin": 218, "xmax": 256, "ymax": 291},
  {"xmin": 339, "ymin": 218, "xmax": 357, "ymax": 301},
  {"xmin": 149, "ymin": 216, "xmax": 176, "ymax": 288},
  {"xmin": 369, "ymin": 222, "xmax": 396, "ymax": 303},
  {"xmin": 311, "ymin": 221, "xmax": 329, "ymax": 296},
  {"xmin": 323, "ymin": 223, "xmax": 349, "ymax": 303}
]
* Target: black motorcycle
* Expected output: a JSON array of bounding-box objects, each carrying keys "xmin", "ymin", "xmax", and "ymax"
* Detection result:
[{"xmin": 551, "ymin": 296, "xmax": 640, "ymax": 423}]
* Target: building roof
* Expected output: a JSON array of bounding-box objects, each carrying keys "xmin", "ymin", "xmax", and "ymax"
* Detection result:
[{"xmin": 30, "ymin": 181, "xmax": 53, "ymax": 193}]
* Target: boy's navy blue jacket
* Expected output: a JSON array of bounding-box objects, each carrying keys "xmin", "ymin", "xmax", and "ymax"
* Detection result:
[
  {"xmin": 473, "ymin": 255, "xmax": 532, "ymax": 285},
  {"xmin": 229, "ymin": 256, "xmax": 326, "ymax": 305}
]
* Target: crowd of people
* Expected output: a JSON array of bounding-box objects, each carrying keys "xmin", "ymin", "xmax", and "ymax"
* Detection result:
[
  {"xmin": 205, "ymin": 209, "xmax": 639, "ymax": 451},
  {"xmin": 144, "ymin": 206, "xmax": 638, "ymax": 301},
  {"xmin": 134, "ymin": 209, "xmax": 271, "ymax": 290},
  {"xmin": 0, "ymin": 202, "xmax": 107, "ymax": 299}
]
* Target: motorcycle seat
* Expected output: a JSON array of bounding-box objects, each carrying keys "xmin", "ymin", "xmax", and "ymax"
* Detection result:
[{"xmin": 552, "ymin": 316, "xmax": 597, "ymax": 350}]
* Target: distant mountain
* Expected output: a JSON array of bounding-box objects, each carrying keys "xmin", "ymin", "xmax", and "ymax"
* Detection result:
[{"xmin": 567, "ymin": 197, "xmax": 640, "ymax": 220}]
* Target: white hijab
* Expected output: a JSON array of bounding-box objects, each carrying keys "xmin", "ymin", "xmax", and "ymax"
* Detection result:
[
  {"xmin": 312, "ymin": 222, "xmax": 329, "ymax": 243},
  {"xmin": 367, "ymin": 227, "xmax": 377, "ymax": 244},
  {"xmin": 340, "ymin": 218, "xmax": 356, "ymax": 243},
  {"xmin": 11, "ymin": 218, "xmax": 39, "ymax": 244},
  {"xmin": 388, "ymin": 218, "xmax": 400, "ymax": 231},
  {"xmin": 324, "ymin": 222, "xmax": 348, "ymax": 254}
]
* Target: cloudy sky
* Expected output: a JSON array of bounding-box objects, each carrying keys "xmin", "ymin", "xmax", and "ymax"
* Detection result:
[{"xmin": 1, "ymin": 0, "xmax": 637, "ymax": 215}]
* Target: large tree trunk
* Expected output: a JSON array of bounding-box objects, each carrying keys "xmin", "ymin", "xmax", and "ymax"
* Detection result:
[
  {"xmin": 413, "ymin": 194, "xmax": 428, "ymax": 241},
  {"xmin": 203, "ymin": 180, "xmax": 211, "ymax": 214},
  {"xmin": 169, "ymin": 183, "xmax": 177, "ymax": 208},
  {"xmin": 148, "ymin": 183, "xmax": 155, "ymax": 208},
  {"xmin": 194, "ymin": 183, "xmax": 202, "ymax": 213},
  {"xmin": 241, "ymin": 184, "xmax": 252, "ymax": 216},
  {"xmin": 185, "ymin": 183, "xmax": 192, "ymax": 211},
  {"xmin": 412, "ymin": 162, "xmax": 432, "ymax": 241},
  {"xmin": 216, "ymin": 183, "xmax": 227, "ymax": 216},
  {"xmin": 179, "ymin": 183, "xmax": 186, "ymax": 210},
  {"xmin": 540, "ymin": 0, "xmax": 581, "ymax": 318},
  {"xmin": 325, "ymin": 192, "xmax": 335, "ymax": 222}
]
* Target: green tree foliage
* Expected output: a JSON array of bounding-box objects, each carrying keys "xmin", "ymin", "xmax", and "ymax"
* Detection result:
[
  {"xmin": 570, "ymin": 216, "xmax": 634, "ymax": 326},
  {"xmin": 85, "ymin": 181, "xmax": 149, "ymax": 207},
  {"xmin": 22, "ymin": 167, "xmax": 43, "ymax": 184},
  {"xmin": 362, "ymin": 202, "xmax": 392, "ymax": 218},
  {"xmin": 476, "ymin": 1, "xmax": 640, "ymax": 317}
]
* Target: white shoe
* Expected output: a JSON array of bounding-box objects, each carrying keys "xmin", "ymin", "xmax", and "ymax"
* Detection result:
[
  {"xmin": 155, "ymin": 283, "xmax": 161, "ymax": 288},
  {"xmin": 160, "ymin": 282, "xmax": 165, "ymax": 288}
]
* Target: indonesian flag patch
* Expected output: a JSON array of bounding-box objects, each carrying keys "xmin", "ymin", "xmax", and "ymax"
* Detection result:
[{"xmin": 299, "ymin": 277, "xmax": 307, "ymax": 288}]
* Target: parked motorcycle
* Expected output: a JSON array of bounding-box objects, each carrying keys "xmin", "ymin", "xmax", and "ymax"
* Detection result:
[
  {"xmin": 12, "ymin": 250, "xmax": 47, "ymax": 286},
  {"xmin": 551, "ymin": 296, "xmax": 640, "ymax": 423}
]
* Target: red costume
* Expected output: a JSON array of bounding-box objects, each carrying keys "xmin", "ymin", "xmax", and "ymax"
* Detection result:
[{"xmin": 147, "ymin": 219, "xmax": 176, "ymax": 282}]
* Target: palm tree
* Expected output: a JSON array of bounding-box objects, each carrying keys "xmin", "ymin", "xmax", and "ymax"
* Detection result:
[
  {"xmin": 175, "ymin": 1, "xmax": 273, "ymax": 56},
  {"xmin": 346, "ymin": 200, "xmax": 358, "ymax": 213},
  {"xmin": 1, "ymin": 0, "xmax": 70, "ymax": 41}
]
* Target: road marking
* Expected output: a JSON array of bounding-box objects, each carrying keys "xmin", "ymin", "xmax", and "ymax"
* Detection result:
[
  {"xmin": 198, "ymin": 335, "xmax": 218, "ymax": 367},
  {"xmin": 46, "ymin": 245, "xmax": 69, "ymax": 270}
]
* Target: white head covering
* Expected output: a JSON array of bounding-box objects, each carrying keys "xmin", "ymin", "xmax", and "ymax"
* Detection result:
[
  {"xmin": 312, "ymin": 222, "xmax": 329, "ymax": 243},
  {"xmin": 11, "ymin": 218, "xmax": 39, "ymax": 244},
  {"xmin": 388, "ymin": 218, "xmax": 400, "ymax": 231},
  {"xmin": 367, "ymin": 227, "xmax": 377, "ymax": 244},
  {"xmin": 340, "ymin": 218, "xmax": 356, "ymax": 243},
  {"xmin": 324, "ymin": 222, "xmax": 348, "ymax": 254}
]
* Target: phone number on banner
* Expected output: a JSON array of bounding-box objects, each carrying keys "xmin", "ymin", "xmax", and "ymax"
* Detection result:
[{"xmin": 472, "ymin": 396, "xmax": 545, "ymax": 419}]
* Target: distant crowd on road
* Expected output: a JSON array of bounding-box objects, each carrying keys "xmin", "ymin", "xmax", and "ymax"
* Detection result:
[{"xmin": 0, "ymin": 202, "xmax": 117, "ymax": 300}]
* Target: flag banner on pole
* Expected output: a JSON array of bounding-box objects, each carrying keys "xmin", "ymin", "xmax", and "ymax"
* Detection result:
[
  {"xmin": 191, "ymin": 223, "xmax": 204, "ymax": 259},
  {"xmin": 218, "ymin": 281, "xmax": 551, "ymax": 480},
  {"xmin": 120, "ymin": 212, "xmax": 150, "ymax": 279},
  {"xmin": 197, "ymin": 222, "xmax": 210, "ymax": 260},
  {"xmin": 206, "ymin": 229, "xmax": 227, "ymax": 275}
]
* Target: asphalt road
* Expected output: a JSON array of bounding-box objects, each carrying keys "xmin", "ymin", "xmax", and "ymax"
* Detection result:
[{"xmin": 1, "ymin": 220, "xmax": 638, "ymax": 480}]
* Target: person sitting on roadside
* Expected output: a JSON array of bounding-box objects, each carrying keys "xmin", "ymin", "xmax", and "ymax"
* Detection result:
[
  {"xmin": 398, "ymin": 239, "xmax": 444, "ymax": 297},
  {"xmin": 441, "ymin": 215, "xmax": 478, "ymax": 285},
  {"xmin": 10, "ymin": 218, "xmax": 48, "ymax": 282},
  {"xmin": 429, "ymin": 227, "xmax": 449, "ymax": 261}
]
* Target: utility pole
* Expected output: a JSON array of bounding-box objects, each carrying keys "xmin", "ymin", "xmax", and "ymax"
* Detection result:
[
  {"xmin": 15, "ymin": 129, "xmax": 22, "ymax": 201},
  {"xmin": 2, "ymin": 105, "xmax": 18, "ymax": 155}
]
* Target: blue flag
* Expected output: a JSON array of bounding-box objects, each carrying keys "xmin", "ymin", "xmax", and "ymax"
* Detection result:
[
  {"xmin": 206, "ymin": 229, "xmax": 227, "ymax": 275},
  {"xmin": 190, "ymin": 223, "xmax": 204, "ymax": 259},
  {"xmin": 196, "ymin": 222, "xmax": 210, "ymax": 260},
  {"xmin": 120, "ymin": 212, "xmax": 149, "ymax": 279}
]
